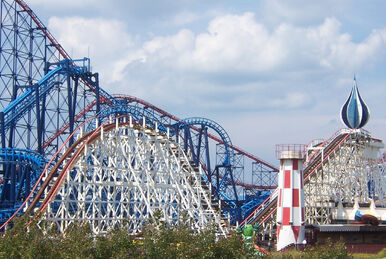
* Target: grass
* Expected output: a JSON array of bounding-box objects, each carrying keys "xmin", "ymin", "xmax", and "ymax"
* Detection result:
[
  {"xmin": 267, "ymin": 247, "xmax": 386, "ymax": 259},
  {"xmin": 352, "ymin": 248, "xmax": 386, "ymax": 259}
]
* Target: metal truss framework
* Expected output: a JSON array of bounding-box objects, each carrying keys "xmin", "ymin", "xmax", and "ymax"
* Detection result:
[
  {"xmin": 0, "ymin": 56, "xmax": 100, "ymax": 211},
  {"xmin": 174, "ymin": 117, "xmax": 240, "ymax": 218},
  {"xmin": 95, "ymin": 104, "xmax": 279, "ymax": 222},
  {"xmin": 0, "ymin": 0, "xmax": 383, "ymax": 235},
  {"xmin": 0, "ymin": 0, "xmax": 98, "ymax": 155},
  {"xmin": 112, "ymin": 96, "xmax": 279, "ymax": 194},
  {"xmin": 35, "ymin": 117, "xmax": 228, "ymax": 236},
  {"xmin": 0, "ymin": 148, "xmax": 44, "ymax": 207},
  {"xmin": 252, "ymin": 161, "xmax": 277, "ymax": 189},
  {"xmin": 217, "ymin": 144, "xmax": 245, "ymax": 199},
  {"xmin": 0, "ymin": 0, "xmax": 102, "ymax": 214},
  {"xmin": 304, "ymin": 130, "xmax": 385, "ymax": 225},
  {"xmin": 1, "ymin": 0, "xmax": 279, "ymax": 227},
  {"xmin": 242, "ymin": 129, "xmax": 385, "ymax": 242}
]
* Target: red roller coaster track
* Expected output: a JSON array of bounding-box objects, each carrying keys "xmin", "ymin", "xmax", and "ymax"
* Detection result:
[
  {"xmin": 240, "ymin": 129, "xmax": 353, "ymax": 227},
  {"xmin": 41, "ymin": 94, "xmax": 279, "ymax": 191},
  {"xmin": 15, "ymin": 0, "xmax": 278, "ymax": 191}
]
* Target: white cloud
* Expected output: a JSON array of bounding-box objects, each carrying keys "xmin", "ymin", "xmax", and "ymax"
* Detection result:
[
  {"xmin": 115, "ymin": 14, "xmax": 386, "ymax": 78},
  {"xmin": 192, "ymin": 13, "xmax": 284, "ymax": 72},
  {"xmin": 168, "ymin": 11, "xmax": 201, "ymax": 26},
  {"xmin": 28, "ymin": 0, "xmax": 99, "ymax": 8},
  {"xmin": 272, "ymin": 93, "xmax": 310, "ymax": 109},
  {"xmin": 143, "ymin": 29, "xmax": 195, "ymax": 61},
  {"xmin": 98, "ymin": 13, "xmax": 386, "ymax": 115},
  {"xmin": 49, "ymin": 13, "xmax": 386, "ymax": 85},
  {"xmin": 260, "ymin": 0, "xmax": 340, "ymax": 25},
  {"xmin": 48, "ymin": 16, "xmax": 133, "ymax": 83},
  {"xmin": 47, "ymin": 13, "xmax": 386, "ymax": 133},
  {"xmin": 36, "ymin": 3, "xmax": 386, "ymax": 163}
]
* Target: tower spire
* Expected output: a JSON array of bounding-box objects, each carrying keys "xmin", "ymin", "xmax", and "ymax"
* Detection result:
[{"xmin": 340, "ymin": 76, "xmax": 370, "ymax": 129}]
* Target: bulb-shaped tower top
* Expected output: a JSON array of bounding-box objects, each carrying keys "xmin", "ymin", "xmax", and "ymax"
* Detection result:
[{"xmin": 340, "ymin": 76, "xmax": 370, "ymax": 129}]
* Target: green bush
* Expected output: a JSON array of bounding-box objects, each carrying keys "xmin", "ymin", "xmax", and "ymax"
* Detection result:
[
  {"xmin": 303, "ymin": 238, "xmax": 351, "ymax": 259},
  {"xmin": 94, "ymin": 227, "xmax": 141, "ymax": 259},
  {"xmin": 0, "ymin": 216, "xmax": 258, "ymax": 259},
  {"xmin": 141, "ymin": 223, "xmax": 256, "ymax": 258},
  {"xmin": 268, "ymin": 238, "xmax": 352, "ymax": 259},
  {"xmin": 0, "ymin": 217, "xmax": 57, "ymax": 259},
  {"xmin": 5, "ymin": 217, "xmax": 369, "ymax": 259}
]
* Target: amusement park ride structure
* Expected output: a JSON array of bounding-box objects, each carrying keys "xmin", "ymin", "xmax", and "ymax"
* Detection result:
[
  {"xmin": 0, "ymin": 0, "xmax": 385, "ymax": 245},
  {"xmin": 239, "ymin": 80, "xmax": 385, "ymax": 249},
  {"xmin": 0, "ymin": 0, "xmax": 277, "ymax": 231}
]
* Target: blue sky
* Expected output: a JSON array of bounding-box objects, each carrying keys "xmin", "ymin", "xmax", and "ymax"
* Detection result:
[{"xmin": 27, "ymin": 0, "xmax": 386, "ymax": 164}]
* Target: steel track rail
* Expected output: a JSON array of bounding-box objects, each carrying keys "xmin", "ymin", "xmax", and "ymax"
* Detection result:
[
  {"xmin": 240, "ymin": 130, "xmax": 352, "ymax": 227},
  {"xmin": 42, "ymin": 95, "xmax": 278, "ymax": 173}
]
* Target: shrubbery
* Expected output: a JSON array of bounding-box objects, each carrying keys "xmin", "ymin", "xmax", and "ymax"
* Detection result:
[
  {"xmin": 0, "ymin": 216, "xmax": 257, "ymax": 259},
  {"xmin": 0, "ymin": 216, "xmax": 362, "ymax": 259},
  {"xmin": 268, "ymin": 238, "xmax": 352, "ymax": 259},
  {"xmin": 301, "ymin": 238, "xmax": 350, "ymax": 259}
]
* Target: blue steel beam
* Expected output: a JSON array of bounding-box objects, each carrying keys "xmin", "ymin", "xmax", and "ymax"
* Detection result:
[
  {"xmin": 0, "ymin": 148, "xmax": 45, "ymax": 207},
  {"xmin": 174, "ymin": 117, "xmax": 243, "ymax": 221},
  {"xmin": 2, "ymin": 66, "xmax": 63, "ymax": 131},
  {"xmin": 1, "ymin": 58, "xmax": 104, "ymax": 133},
  {"xmin": 0, "ymin": 0, "xmax": 279, "ymax": 225},
  {"xmin": 176, "ymin": 117, "xmax": 234, "ymax": 166}
]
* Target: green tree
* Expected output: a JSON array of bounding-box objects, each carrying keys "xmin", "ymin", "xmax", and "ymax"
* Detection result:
[
  {"xmin": 0, "ymin": 217, "xmax": 56, "ymax": 259},
  {"xmin": 0, "ymin": 215, "xmax": 260, "ymax": 259}
]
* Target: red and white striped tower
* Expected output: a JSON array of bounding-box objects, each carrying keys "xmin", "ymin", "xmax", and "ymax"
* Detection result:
[{"xmin": 276, "ymin": 147, "xmax": 305, "ymax": 251}]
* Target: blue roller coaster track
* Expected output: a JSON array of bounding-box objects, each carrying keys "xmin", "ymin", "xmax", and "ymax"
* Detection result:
[{"xmin": 0, "ymin": 0, "xmax": 279, "ymax": 225}]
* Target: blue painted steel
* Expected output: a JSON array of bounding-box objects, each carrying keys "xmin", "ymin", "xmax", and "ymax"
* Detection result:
[
  {"xmin": 0, "ymin": 112, "xmax": 5, "ymax": 149},
  {"xmin": 0, "ymin": 0, "xmax": 140, "ymax": 226},
  {"xmin": 0, "ymin": 148, "xmax": 45, "ymax": 211},
  {"xmin": 174, "ymin": 117, "xmax": 244, "ymax": 222},
  {"xmin": 90, "ymin": 112, "xmax": 246, "ymax": 221},
  {"xmin": 96, "ymin": 102, "xmax": 168, "ymax": 133},
  {"xmin": 1, "ymin": 58, "xmax": 98, "ymax": 132},
  {"xmin": 2, "ymin": 66, "xmax": 63, "ymax": 130},
  {"xmin": 240, "ymin": 191, "xmax": 270, "ymax": 219},
  {"xmin": 0, "ymin": 58, "xmax": 99, "ymax": 212},
  {"xmin": 0, "ymin": 0, "xmax": 276, "ymax": 225},
  {"xmin": 204, "ymin": 127, "xmax": 211, "ymax": 176},
  {"xmin": 175, "ymin": 117, "xmax": 233, "ymax": 166},
  {"xmin": 0, "ymin": 206, "xmax": 23, "ymax": 226},
  {"xmin": 0, "ymin": 148, "xmax": 45, "ymax": 169},
  {"xmin": 0, "ymin": 60, "xmax": 270, "ymax": 225}
]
